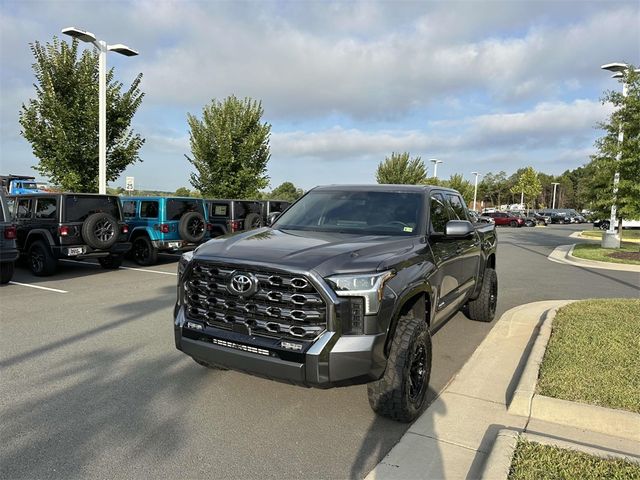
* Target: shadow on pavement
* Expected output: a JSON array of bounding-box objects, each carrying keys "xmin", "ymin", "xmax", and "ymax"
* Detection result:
[
  {"xmin": 350, "ymin": 387, "xmax": 442, "ymax": 480},
  {"xmin": 0, "ymin": 348, "xmax": 210, "ymax": 479}
]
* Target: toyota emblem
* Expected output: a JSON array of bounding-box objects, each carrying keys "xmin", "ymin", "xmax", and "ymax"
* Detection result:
[{"xmin": 228, "ymin": 273, "xmax": 257, "ymax": 296}]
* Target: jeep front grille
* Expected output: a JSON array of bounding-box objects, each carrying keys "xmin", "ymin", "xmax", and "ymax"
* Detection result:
[{"xmin": 184, "ymin": 261, "xmax": 327, "ymax": 340}]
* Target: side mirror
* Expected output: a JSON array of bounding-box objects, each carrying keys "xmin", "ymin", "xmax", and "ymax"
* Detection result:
[
  {"xmin": 267, "ymin": 212, "xmax": 280, "ymax": 226},
  {"xmin": 445, "ymin": 220, "xmax": 474, "ymax": 237}
]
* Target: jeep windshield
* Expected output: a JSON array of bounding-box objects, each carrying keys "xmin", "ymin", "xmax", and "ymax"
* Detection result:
[
  {"xmin": 273, "ymin": 190, "xmax": 423, "ymax": 236},
  {"xmin": 64, "ymin": 195, "xmax": 121, "ymax": 222}
]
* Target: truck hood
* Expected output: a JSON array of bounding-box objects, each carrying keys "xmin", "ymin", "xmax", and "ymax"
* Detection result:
[{"xmin": 193, "ymin": 227, "xmax": 419, "ymax": 277}]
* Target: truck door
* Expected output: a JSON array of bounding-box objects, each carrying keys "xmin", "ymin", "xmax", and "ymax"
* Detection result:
[{"xmin": 446, "ymin": 193, "xmax": 480, "ymax": 293}]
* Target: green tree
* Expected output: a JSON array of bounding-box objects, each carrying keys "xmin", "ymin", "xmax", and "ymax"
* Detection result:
[
  {"xmin": 376, "ymin": 152, "xmax": 428, "ymax": 184},
  {"xmin": 268, "ymin": 181, "xmax": 304, "ymax": 202},
  {"xmin": 584, "ymin": 66, "xmax": 640, "ymax": 229},
  {"xmin": 187, "ymin": 95, "xmax": 271, "ymax": 198},
  {"xmin": 478, "ymin": 171, "xmax": 509, "ymax": 207},
  {"xmin": 510, "ymin": 166, "xmax": 542, "ymax": 213},
  {"xmin": 443, "ymin": 173, "xmax": 474, "ymax": 203},
  {"xmin": 19, "ymin": 37, "xmax": 144, "ymax": 192},
  {"xmin": 175, "ymin": 187, "xmax": 192, "ymax": 197}
]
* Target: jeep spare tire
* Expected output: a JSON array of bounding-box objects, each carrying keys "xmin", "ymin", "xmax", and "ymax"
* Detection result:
[
  {"xmin": 244, "ymin": 213, "xmax": 263, "ymax": 231},
  {"xmin": 82, "ymin": 212, "xmax": 118, "ymax": 250},
  {"xmin": 179, "ymin": 211, "xmax": 206, "ymax": 243}
]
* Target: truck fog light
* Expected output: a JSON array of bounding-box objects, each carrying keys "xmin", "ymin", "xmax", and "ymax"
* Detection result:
[{"xmin": 186, "ymin": 321, "xmax": 204, "ymax": 331}]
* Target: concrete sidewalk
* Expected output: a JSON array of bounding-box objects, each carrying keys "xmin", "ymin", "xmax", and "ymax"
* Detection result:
[{"xmin": 365, "ymin": 300, "xmax": 640, "ymax": 479}]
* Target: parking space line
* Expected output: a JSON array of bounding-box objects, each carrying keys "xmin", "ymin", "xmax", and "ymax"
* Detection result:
[
  {"xmin": 59, "ymin": 259, "xmax": 177, "ymax": 276},
  {"xmin": 9, "ymin": 281, "xmax": 68, "ymax": 293}
]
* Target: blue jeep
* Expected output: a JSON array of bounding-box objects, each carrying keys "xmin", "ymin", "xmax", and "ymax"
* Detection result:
[{"xmin": 121, "ymin": 196, "xmax": 210, "ymax": 265}]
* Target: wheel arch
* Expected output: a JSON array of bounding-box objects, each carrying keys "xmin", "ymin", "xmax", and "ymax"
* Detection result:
[
  {"xmin": 383, "ymin": 287, "xmax": 433, "ymax": 357},
  {"xmin": 25, "ymin": 229, "xmax": 55, "ymax": 248}
]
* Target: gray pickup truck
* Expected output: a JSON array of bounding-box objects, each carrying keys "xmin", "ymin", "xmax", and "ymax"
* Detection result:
[{"xmin": 174, "ymin": 185, "xmax": 497, "ymax": 421}]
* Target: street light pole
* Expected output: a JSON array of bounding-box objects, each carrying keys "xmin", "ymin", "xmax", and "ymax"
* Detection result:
[
  {"xmin": 472, "ymin": 172, "xmax": 482, "ymax": 212},
  {"xmin": 551, "ymin": 183, "xmax": 560, "ymax": 209},
  {"xmin": 62, "ymin": 27, "xmax": 138, "ymax": 195},
  {"xmin": 429, "ymin": 159, "xmax": 443, "ymax": 179}
]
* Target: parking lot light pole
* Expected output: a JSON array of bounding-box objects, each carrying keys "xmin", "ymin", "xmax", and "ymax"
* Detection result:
[
  {"xmin": 430, "ymin": 159, "xmax": 443, "ymax": 179},
  {"xmin": 62, "ymin": 27, "xmax": 139, "ymax": 195},
  {"xmin": 551, "ymin": 182, "xmax": 560, "ymax": 209},
  {"xmin": 600, "ymin": 63, "xmax": 639, "ymax": 248},
  {"xmin": 472, "ymin": 172, "xmax": 482, "ymax": 212}
]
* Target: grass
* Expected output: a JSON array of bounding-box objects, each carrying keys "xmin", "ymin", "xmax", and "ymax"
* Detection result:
[
  {"xmin": 572, "ymin": 242, "xmax": 640, "ymax": 265},
  {"xmin": 537, "ymin": 299, "xmax": 640, "ymax": 413},
  {"xmin": 508, "ymin": 439, "xmax": 640, "ymax": 480},
  {"xmin": 581, "ymin": 229, "xmax": 640, "ymax": 240}
]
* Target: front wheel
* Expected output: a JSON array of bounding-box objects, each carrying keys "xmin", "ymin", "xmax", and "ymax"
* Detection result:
[
  {"xmin": 466, "ymin": 268, "xmax": 498, "ymax": 322},
  {"xmin": 0, "ymin": 262, "xmax": 14, "ymax": 284},
  {"xmin": 367, "ymin": 312, "xmax": 432, "ymax": 422},
  {"xmin": 509, "ymin": 220, "xmax": 518, "ymax": 228},
  {"xmin": 132, "ymin": 236, "xmax": 158, "ymax": 266},
  {"xmin": 98, "ymin": 254, "xmax": 123, "ymax": 270}
]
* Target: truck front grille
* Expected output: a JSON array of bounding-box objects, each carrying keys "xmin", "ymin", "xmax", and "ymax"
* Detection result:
[{"xmin": 184, "ymin": 261, "xmax": 327, "ymax": 340}]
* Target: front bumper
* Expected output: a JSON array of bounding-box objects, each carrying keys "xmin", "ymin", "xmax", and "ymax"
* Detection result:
[{"xmin": 174, "ymin": 306, "xmax": 387, "ymax": 388}]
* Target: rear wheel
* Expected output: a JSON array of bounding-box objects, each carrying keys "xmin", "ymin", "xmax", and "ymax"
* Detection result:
[
  {"xmin": 466, "ymin": 268, "xmax": 498, "ymax": 322},
  {"xmin": 98, "ymin": 254, "xmax": 123, "ymax": 269},
  {"xmin": 367, "ymin": 312, "xmax": 432, "ymax": 422},
  {"xmin": 509, "ymin": 220, "xmax": 518, "ymax": 228},
  {"xmin": 28, "ymin": 241, "xmax": 57, "ymax": 276},
  {"xmin": 0, "ymin": 262, "xmax": 14, "ymax": 284},
  {"xmin": 132, "ymin": 236, "xmax": 158, "ymax": 266}
]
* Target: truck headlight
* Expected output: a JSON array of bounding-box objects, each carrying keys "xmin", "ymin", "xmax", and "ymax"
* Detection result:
[
  {"xmin": 325, "ymin": 271, "xmax": 395, "ymax": 315},
  {"xmin": 178, "ymin": 250, "xmax": 194, "ymax": 278}
]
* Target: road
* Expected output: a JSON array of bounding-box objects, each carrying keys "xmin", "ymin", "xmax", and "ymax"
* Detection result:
[{"xmin": 1, "ymin": 224, "xmax": 638, "ymax": 479}]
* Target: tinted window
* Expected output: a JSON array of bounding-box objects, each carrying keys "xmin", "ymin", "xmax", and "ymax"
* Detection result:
[
  {"xmin": 166, "ymin": 199, "xmax": 203, "ymax": 221},
  {"xmin": 447, "ymin": 194, "xmax": 468, "ymax": 221},
  {"xmin": 274, "ymin": 190, "xmax": 423, "ymax": 236},
  {"xmin": 429, "ymin": 193, "xmax": 451, "ymax": 233},
  {"xmin": 64, "ymin": 196, "xmax": 120, "ymax": 222},
  {"xmin": 35, "ymin": 198, "xmax": 57, "ymax": 220},
  {"xmin": 140, "ymin": 201, "xmax": 159, "ymax": 218},
  {"xmin": 269, "ymin": 201, "xmax": 290, "ymax": 213},
  {"xmin": 122, "ymin": 201, "xmax": 137, "ymax": 218},
  {"xmin": 17, "ymin": 198, "xmax": 32, "ymax": 219},
  {"xmin": 233, "ymin": 201, "xmax": 262, "ymax": 218},
  {"xmin": 209, "ymin": 202, "xmax": 229, "ymax": 217}
]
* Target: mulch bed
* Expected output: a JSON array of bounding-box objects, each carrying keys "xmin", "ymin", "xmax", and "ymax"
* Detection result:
[{"xmin": 607, "ymin": 250, "xmax": 640, "ymax": 261}]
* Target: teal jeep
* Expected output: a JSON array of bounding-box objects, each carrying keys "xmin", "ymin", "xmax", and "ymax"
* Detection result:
[{"xmin": 121, "ymin": 196, "xmax": 210, "ymax": 265}]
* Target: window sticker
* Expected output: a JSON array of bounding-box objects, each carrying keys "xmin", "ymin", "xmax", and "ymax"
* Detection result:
[{"xmin": 403, "ymin": 226, "xmax": 413, "ymax": 232}]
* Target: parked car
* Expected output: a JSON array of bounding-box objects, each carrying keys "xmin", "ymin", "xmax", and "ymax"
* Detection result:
[
  {"xmin": 468, "ymin": 210, "xmax": 494, "ymax": 224},
  {"xmin": 483, "ymin": 211, "xmax": 525, "ymax": 227},
  {"xmin": 205, "ymin": 199, "xmax": 265, "ymax": 237},
  {"xmin": 121, "ymin": 196, "xmax": 209, "ymax": 266},
  {"xmin": 9, "ymin": 193, "xmax": 131, "ymax": 276},
  {"xmin": 539, "ymin": 211, "xmax": 570, "ymax": 224},
  {"xmin": 594, "ymin": 218, "xmax": 640, "ymax": 230},
  {"xmin": 532, "ymin": 212, "xmax": 551, "ymax": 225},
  {"xmin": 175, "ymin": 185, "xmax": 498, "ymax": 422},
  {"xmin": 0, "ymin": 193, "xmax": 18, "ymax": 283}
]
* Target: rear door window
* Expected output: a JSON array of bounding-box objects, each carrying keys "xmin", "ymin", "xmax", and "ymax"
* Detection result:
[
  {"xmin": 64, "ymin": 195, "xmax": 121, "ymax": 222},
  {"xmin": 35, "ymin": 198, "xmax": 57, "ymax": 220},
  {"xmin": 140, "ymin": 201, "xmax": 159, "ymax": 218},
  {"xmin": 166, "ymin": 199, "xmax": 203, "ymax": 221},
  {"xmin": 122, "ymin": 201, "xmax": 137, "ymax": 218},
  {"xmin": 16, "ymin": 198, "xmax": 32, "ymax": 219}
]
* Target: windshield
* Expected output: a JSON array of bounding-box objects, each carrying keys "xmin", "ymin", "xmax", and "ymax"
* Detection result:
[
  {"xmin": 19, "ymin": 182, "xmax": 38, "ymax": 189},
  {"xmin": 273, "ymin": 190, "xmax": 423, "ymax": 236}
]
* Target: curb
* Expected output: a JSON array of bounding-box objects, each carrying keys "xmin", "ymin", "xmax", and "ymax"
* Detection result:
[
  {"xmin": 569, "ymin": 231, "xmax": 640, "ymax": 243},
  {"xmin": 507, "ymin": 302, "xmax": 640, "ymax": 441},
  {"xmin": 547, "ymin": 244, "xmax": 640, "ymax": 272},
  {"xmin": 481, "ymin": 429, "xmax": 640, "ymax": 479}
]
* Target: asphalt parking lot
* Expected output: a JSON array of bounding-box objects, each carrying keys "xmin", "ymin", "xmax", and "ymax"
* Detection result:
[{"xmin": 1, "ymin": 224, "xmax": 638, "ymax": 479}]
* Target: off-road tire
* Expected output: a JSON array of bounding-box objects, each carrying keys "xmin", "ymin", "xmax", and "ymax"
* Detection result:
[
  {"xmin": 98, "ymin": 254, "xmax": 123, "ymax": 269},
  {"xmin": 28, "ymin": 241, "xmax": 57, "ymax": 276},
  {"xmin": 82, "ymin": 212, "xmax": 118, "ymax": 249},
  {"xmin": 244, "ymin": 213, "xmax": 263, "ymax": 231},
  {"xmin": 367, "ymin": 312, "xmax": 432, "ymax": 422},
  {"xmin": 132, "ymin": 236, "xmax": 158, "ymax": 266},
  {"xmin": 193, "ymin": 358, "xmax": 229, "ymax": 370},
  {"xmin": 466, "ymin": 268, "xmax": 498, "ymax": 322},
  {"xmin": 0, "ymin": 262, "xmax": 14, "ymax": 284},
  {"xmin": 179, "ymin": 212, "xmax": 206, "ymax": 243}
]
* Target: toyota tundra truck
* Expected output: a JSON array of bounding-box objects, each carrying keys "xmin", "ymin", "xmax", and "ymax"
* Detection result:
[{"xmin": 174, "ymin": 185, "xmax": 497, "ymax": 422}]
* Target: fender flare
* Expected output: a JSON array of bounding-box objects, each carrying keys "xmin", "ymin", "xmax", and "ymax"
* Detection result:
[{"xmin": 25, "ymin": 229, "xmax": 56, "ymax": 247}]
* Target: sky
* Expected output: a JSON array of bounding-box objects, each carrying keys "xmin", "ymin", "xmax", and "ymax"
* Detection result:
[{"xmin": 1, "ymin": 0, "xmax": 639, "ymax": 192}]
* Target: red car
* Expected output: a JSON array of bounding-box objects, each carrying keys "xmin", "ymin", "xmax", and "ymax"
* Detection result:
[{"xmin": 484, "ymin": 211, "xmax": 524, "ymax": 227}]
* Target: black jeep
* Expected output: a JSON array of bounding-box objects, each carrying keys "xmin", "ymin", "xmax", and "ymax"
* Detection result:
[
  {"xmin": 0, "ymin": 193, "xmax": 18, "ymax": 284},
  {"xmin": 9, "ymin": 193, "xmax": 131, "ymax": 276},
  {"xmin": 205, "ymin": 199, "xmax": 265, "ymax": 237}
]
